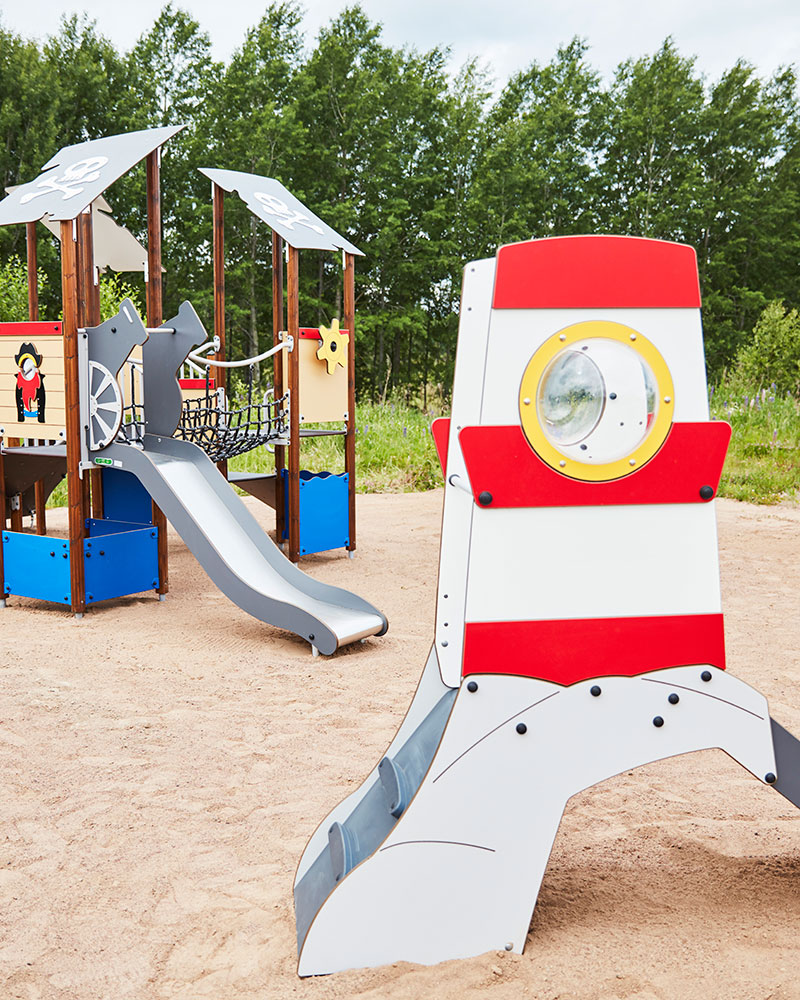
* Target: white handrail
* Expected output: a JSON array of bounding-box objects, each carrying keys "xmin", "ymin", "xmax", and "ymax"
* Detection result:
[{"xmin": 186, "ymin": 339, "xmax": 290, "ymax": 370}]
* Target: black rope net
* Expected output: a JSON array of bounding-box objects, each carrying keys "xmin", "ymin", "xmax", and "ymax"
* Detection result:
[
  {"xmin": 118, "ymin": 365, "xmax": 288, "ymax": 461},
  {"xmin": 174, "ymin": 378, "xmax": 288, "ymax": 462}
]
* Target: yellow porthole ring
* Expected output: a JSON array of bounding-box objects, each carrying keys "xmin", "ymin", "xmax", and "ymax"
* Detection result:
[{"xmin": 519, "ymin": 320, "xmax": 675, "ymax": 482}]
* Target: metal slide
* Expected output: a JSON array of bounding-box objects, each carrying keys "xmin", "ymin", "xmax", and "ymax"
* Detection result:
[{"xmin": 102, "ymin": 434, "xmax": 387, "ymax": 654}]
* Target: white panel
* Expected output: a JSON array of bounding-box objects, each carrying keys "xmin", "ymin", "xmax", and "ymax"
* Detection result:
[
  {"xmin": 481, "ymin": 307, "xmax": 709, "ymax": 428},
  {"xmin": 299, "ymin": 668, "xmax": 776, "ymax": 974},
  {"xmin": 465, "ymin": 502, "xmax": 722, "ymax": 623},
  {"xmin": 435, "ymin": 258, "xmax": 496, "ymax": 687}
]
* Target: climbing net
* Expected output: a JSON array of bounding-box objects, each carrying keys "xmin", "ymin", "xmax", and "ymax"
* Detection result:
[{"xmin": 173, "ymin": 339, "xmax": 289, "ymax": 462}]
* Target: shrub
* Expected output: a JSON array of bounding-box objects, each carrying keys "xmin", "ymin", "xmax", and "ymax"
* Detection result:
[{"xmin": 729, "ymin": 301, "xmax": 800, "ymax": 395}]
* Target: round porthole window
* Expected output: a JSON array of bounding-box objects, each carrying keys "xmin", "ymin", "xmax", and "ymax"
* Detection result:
[{"xmin": 519, "ymin": 321, "xmax": 674, "ymax": 481}]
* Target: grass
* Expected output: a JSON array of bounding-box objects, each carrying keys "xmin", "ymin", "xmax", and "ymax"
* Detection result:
[
  {"xmin": 43, "ymin": 386, "xmax": 799, "ymax": 509},
  {"xmin": 710, "ymin": 385, "xmax": 800, "ymax": 505}
]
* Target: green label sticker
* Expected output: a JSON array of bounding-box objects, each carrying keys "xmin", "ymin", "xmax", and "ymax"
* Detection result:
[{"xmin": 94, "ymin": 457, "xmax": 113, "ymax": 466}]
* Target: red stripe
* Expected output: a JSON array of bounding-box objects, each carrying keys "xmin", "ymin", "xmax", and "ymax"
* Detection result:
[
  {"xmin": 0, "ymin": 322, "xmax": 62, "ymax": 336},
  {"xmin": 492, "ymin": 237, "xmax": 701, "ymax": 310},
  {"xmin": 458, "ymin": 422, "xmax": 730, "ymax": 507},
  {"xmin": 463, "ymin": 614, "xmax": 726, "ymax": 685},
  {"xmin": 431, "ymin": 417, "xmax": 450, "ymax": 475},
  {"xmin": 179, "ymin": 378, "xmax": 216, "ymax": 389},
  {"xmin": 298, "ymin": 327, "xmax": 350, "ymax": 340}
]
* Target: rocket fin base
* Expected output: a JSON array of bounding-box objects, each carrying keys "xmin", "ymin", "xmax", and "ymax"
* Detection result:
[
  {"xmin": 770, "ymin": 717, "xmax": 800, "ymax": 809},
  {"xmin": 296, "ymin": 666, "xmax": 782, "ymax": 976}
]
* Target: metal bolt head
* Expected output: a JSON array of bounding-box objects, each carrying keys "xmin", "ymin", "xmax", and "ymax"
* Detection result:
[
  {"xmin": 668, "ymin": 693, "xmax": 680, "ymax": 705},
  {"xmin": 478, "ymin": 491, "xmax": 493, "ymax": 506},
  {"xmin": 765, "ymin": 772, "xmax": 777, "ymax": 784},
  {"xmin": 701, "ymin": 670, "xmax": 712, "ymax": 682},
  {"xmin": 590, "ymin": 685, "xmax": 602, "ymax": 697},
  {"xmin": 467, "ymin": 680, "xmax": 478, "ymax": 693},
  {"xmin": 699, "ymin": 485, "xmax": 714, "ymax": 500},
  {"xmin": 516, "ymin": 722, "xmax": 527, "ymax": 735},
  {"xmin": 653, "ymin": 716, "xmax": 665, "ymax": 728}
]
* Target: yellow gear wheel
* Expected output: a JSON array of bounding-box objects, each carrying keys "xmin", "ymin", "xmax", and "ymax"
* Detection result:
[{"xmin": 316, "ymin": 319, "xmax": 348, "ymax": 375}]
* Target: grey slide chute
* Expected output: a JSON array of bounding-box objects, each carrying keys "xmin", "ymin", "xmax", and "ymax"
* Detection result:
[{"xmin": 102, "ymin": 434, "xmax": 387, "ymax": 654}]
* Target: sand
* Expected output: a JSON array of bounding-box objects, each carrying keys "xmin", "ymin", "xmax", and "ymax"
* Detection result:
[{"xmin": 1, "ymin": 491, "xmax": 799, "ymax": 1000}]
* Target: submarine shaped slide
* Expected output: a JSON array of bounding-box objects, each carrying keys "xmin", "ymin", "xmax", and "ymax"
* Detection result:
[{"xmin": 102, "ymin": 434, "xmax": 387, "ymax": 654}]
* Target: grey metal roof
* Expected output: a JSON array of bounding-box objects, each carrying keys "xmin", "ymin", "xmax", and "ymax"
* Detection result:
[
  {"xmin": 199, "ymin": 168, "xmax": 363, "ymax": 256},
  {"xmin": 0, "ymin": 125, "xmax": 185, "ymax": 226}
]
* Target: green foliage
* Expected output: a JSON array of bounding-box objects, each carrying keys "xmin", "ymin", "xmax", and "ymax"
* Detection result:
[
  {"xmin": 711, "ymin": 383, "xmax": 800, "ymax": 503},
  {"xmin": 98, "ymin": 271, "xmax": 144, "ymax": 319},
  {"xmin": 0, "ymin": 256, "xmax": 46, "ymax": 320},
  {"xmin": 728, "ymin": 301, "xmax": 800, "ymax": 394},
  {"xmin": 1, "ymin": 7, "xmax": 800, "ymax": 397}
]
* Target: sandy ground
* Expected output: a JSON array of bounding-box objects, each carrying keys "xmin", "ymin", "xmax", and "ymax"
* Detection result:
[{"xmin": 1, "ymin": 491, "xmax": 799, "ymax": 1000}]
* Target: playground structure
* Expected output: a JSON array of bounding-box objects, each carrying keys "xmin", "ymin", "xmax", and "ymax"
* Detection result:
[
  {"xmin": 0, "ymin": 127, "xmax": 387, "ymax": 654},
  {"xmin": 294, "ymin": 235, "xmax": 800, "ymax": 973},
  {"xmin": 185, "ymin": 168, "xmax": 361, "ymax": 562}
]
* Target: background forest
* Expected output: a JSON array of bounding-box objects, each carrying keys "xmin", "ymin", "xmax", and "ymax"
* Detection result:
[{"xmin": 1, "ymin": 1, "xmax": 799, "ymax": 405}]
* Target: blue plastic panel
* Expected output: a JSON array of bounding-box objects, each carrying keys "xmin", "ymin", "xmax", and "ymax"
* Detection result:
[
  {"xmin": 282, "ymin": 470, "xmax": 350, "ymax": 556},
  {"xmin": 86, "ymin": 518, "xmax": 157, "ymax": 538},
  {"xmin": 2, "ymin": 530, "xmax": 72, "ymax": 604},
  {"xmin": 101, "ymin": 467, "xmax": 153, "ymax": 524},
  {"xmin": 84, "ymin": 527, "xmax": 158, "ymax": 604}
]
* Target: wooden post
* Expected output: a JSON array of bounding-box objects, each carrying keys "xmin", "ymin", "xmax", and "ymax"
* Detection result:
[
  {"xmin": 272, "ymin": 232, "xmax": 286, "ymax": 543},
  {"xmin": 77, "ymin": 209, "xmax": 105, "ymax": 520},
  {"xmin": 146, "ymin": 150, "xmax": 169, "ymax": 596},
  {"xmin": 60, "ymin": 219, "xmax": 86, "ymax": 615},
  {"xmin": 343, "ymin": 252, "xmax": 357, "ymax": 553},
  {"xmin": 287, "ymin": 244, "xmax": 300, "ymax": 563},
  {"xmin": 212, "ymin": 182, "xmax": 228, "ymax": 479},
  {"xmin": 26, "ymin": 221, "xmax": 48, "ymax": 533}
]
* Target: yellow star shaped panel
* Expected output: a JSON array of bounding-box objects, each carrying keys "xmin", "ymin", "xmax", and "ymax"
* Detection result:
[{"xmin": 316, "ymin": 319, "xmax": 349, "ymax": 375}]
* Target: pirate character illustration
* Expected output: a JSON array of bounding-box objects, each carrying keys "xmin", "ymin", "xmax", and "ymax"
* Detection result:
[{"xmin": 15, "ymin": 342, "xmax": 46, "ymax": 423}]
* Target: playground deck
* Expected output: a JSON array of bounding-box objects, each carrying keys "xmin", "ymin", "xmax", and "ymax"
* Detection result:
[{"xmin": 1, "ymin": 490, "xmax": 799, "ymax": 1000}]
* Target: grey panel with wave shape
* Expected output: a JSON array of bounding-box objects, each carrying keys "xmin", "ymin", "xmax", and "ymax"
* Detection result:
[{"xmin": 142, "ymin": 301, "xmax": 208, "ymax": 437}]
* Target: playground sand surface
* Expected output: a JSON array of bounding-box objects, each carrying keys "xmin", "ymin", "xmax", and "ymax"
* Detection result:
[{"xmin": 1, "ymin": 491, "xmax": 799, "ymax": 1000}]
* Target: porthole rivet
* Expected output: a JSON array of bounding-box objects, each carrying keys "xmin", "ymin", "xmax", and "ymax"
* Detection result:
[
  {"xmin": 523, "ymin": 397, "xmax": 531, "ymax": 406},
  {"xmin": 629, "ymin": 459, "xmax": 636, "ymax": 466},
  {"xmin": 559, "ymin": 334, "xmax": 567, "ymax": 341},
  {"xmin": 664, "ymin": 396, "xmax": 672, "ymax": 403},
  {"xmin": 559, "ymin": 460, "xmax": 566, "ymax": 468},
  {"xmin": 630, "ymin": 333, "xmax": 637, "ymax": 341}
]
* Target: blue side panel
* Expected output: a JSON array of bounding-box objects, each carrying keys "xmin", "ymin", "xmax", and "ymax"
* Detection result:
[
  {"xmin": 84, "ymin": 527, "xmax": 158, "ymax": 604},
  {"xmin": 282, "ymin": 470, "xmax": 350, "ymax": 556},
  {"xmin": 86, "ymin": 518, "xmax": 158, "ymax": 538},
  {"xmin": 2, "ymin": 530, "xmax": 72, "ymax": 604},
  {"xmin": 101, "ymin": 467, "xmax": 153, "ymax": 524}
]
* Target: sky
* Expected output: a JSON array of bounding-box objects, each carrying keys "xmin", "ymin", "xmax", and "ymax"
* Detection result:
[{"xmin": 2, "ymin": 0, "xmax": 799, "ymax": 86}]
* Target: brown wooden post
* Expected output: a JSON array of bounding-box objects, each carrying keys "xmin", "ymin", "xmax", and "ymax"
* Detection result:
[
  {"xmin": 212, "ymin": 182, "xmax": 228, "ymax": 479},
  {"xmin": 77, "ymin": 209, "xmax": 105, "ymax": 520},
  {"xmin": 146, "ymin": 150, "xmax": 169, "ymax": 596},
  {"xmin": 272, "ymin": 232, "xmax": 286, "ymax": 542},
  {"xmin": 60, "ymin": 219, "xmax": 86, "ymax": 615},
  {"xmin": 26, "ymin": 221, "xmax": 48, "ymax": 533},
  {"xmin": 286, "ymin": 244, "xmax": 300, "ymax": 562},
  {"xmin": 343, "ymin": 252, "xmax": 357, "ymax": 553}
]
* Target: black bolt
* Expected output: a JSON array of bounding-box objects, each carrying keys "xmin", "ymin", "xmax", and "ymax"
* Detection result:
[
  {"xmin": 99, "ymin": 550, "xmax": 105, "ymax": 556},
  {"xmin": 309, "ymin": 633, "xmax": 315, "ymax": 641},
  {"xmin": 699, "ymin": 485, "xmax": 714, "ymax": 500},
  {"xmin": 50, "ymin": 551, "xmax": 55, "ymax": 557},
  {"xmin": 441, "ymin": 640, "xmax": 449, "ymax": 647},
  {"xmin": 150, "ymin": 531, "xmax": 156, "ymax": 538},
  {"xmin": 85, "ymin": 552, "xmax": 91, "ymax": 558},
  {"xmin": 467, "ymin": 680, "xmax": 478, "ymax": 693},
  {"xmin": 63, "ymin": 553, "xmax": 68, "ymax": 559},
  {"xmin": 765, "ymin": 772, "xmax": 777, "ymax": 784},
  {"xmin": 653, "ymin": 716, "xmax": 665, "ymax": 728},
  {"xmin": 590, "ymin": 685, "xmax": 602, "ymax": 697},
  {"xmin": 110, "ymin": 326, "xmax": 117, "ymax": 333},
  {"xmin": 478, "ymin": 491, "xmax": 493, "ymax": 506},
  {"xmin": 609, "ymin": 392, "xmax": 617, "ymax": 400},
  {"xmin": 516, "ymin": 722, "xmax": 527, "ymax": 735},
  {"xmin": 668, "ymin": 693, "xmax": 680, "ymax": 705},
  {"xmin": 701, "ymin": 670, "xmax": 712, "ymax": 682}
]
